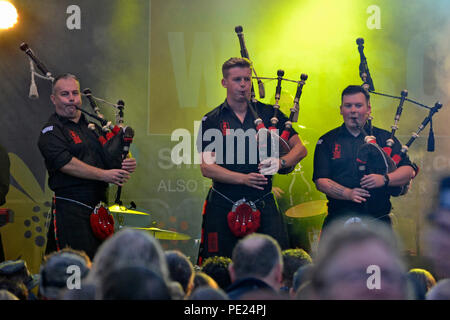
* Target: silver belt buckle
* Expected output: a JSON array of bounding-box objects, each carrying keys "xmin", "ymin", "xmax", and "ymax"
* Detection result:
[{"xmin": 232, "ymin": 198, "xmax": 256, "ymax": 212}]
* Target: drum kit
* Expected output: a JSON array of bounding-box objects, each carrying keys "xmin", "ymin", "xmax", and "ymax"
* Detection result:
[
  {"xmin": 285, "ymin": 200, "xmax": 328, "ymax": 254},
  {"xmin": 108, "ymin": 204, "xmax": 191, "ymax": 241}
]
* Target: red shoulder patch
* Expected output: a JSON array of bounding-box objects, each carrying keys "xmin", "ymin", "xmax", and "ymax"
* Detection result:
[
  {"xmin": 332, "ymin": 143, "xmax": 341, "ymax": 159},
  {"xmin": 68, "ymin": 130, "xmax": 82, "ymax": 144}
]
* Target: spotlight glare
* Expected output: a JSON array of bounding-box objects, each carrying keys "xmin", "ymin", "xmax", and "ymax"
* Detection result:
[{"xmin": 0, "ymin": 1, "xmax": 18, "ymax": 30}]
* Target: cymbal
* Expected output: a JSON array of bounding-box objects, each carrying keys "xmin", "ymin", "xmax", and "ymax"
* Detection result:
[
  {"xmin": 132, "ymin": 227, "xmax": 191, "ymax": 240},
  {"xmin": 108, "ymin": 204, "xmax": 150, "ymax": 216},
  {"xmin": 285, "ymin": 200, "xmax": 328, "ymax": 218}
]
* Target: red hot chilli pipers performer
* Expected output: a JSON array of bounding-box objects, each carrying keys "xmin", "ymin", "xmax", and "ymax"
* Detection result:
[
  {"xmin": 313, "ymin": 85, "xmax": 415, "ymax": 232},
  {"xmin": 197, "ymin": 58, "xmax": 307, "ymax": 263},
  {"xmin": 38, "ymin": 74, "xmax": 136, "ymax": 259}
]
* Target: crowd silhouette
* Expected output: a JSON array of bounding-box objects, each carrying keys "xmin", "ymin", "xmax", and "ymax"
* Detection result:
[{"xmin": 1, "ymin": 176, "xmax": 450, "ymax": 301}]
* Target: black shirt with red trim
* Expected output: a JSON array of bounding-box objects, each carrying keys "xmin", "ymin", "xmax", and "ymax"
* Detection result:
[
  {"xmin": 197, "ymin": 99, "xmax": 297, "ymax": 199},
  {"xmin": 313, "ymin": 123, "xmax": 413, "ymax": 218},
  {"xmin": 38, "ymin": 112, "xmax": 108, "ymax": 201}
]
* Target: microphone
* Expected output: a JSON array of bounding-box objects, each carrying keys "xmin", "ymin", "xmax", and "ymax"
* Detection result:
[
  {"xmin": 28, "ymin": 59, "xmax": 39, "ymax": 99},
  {"xmin": 20, "ymin": 42, "xmax": 53, "ymax": 81}
]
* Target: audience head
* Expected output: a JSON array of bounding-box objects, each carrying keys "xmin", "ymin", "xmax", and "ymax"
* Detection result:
[
  {"xmin": 39, "ymin": 248, "xmax": 91, "ymax": 300},
  {"xmin": 61, "ymin": 281, "xmax": 96, "ymax": 300},
  {"xmin": 0, "ymin": 279, "xmax": 28, "ymax": 300},
  {"xmin": 166, "ymin": 281, "xmax": 185, "ymax": 300},
  {"xmin": 426, "ymin": 278, "xmax": 450, "ymax": 300},
  {"xmin": 200, "ymin": 256, "xmax": 232, "ymax": 290},
  {"xmin": 281, "ymin": 248, "xmax": 312, "ymax": 289},
  {"xmin": 294, "ymin": 281, "xmax": 315, "ymax": 300},
  {"xmin": 192, "ymin": 271, "xmax": 219, "ymax": 292},
  {"xmin": 189, "ymin": 287, "xmax": 229, "ymax": 300},
  {"xmin": 229, "ymin": 233, "xmax": 283, "ymax": 290},
  {"xmin": 310, "ymin": 220, "xmax": 409, "ymax": 300},
  {"xmin": 407, "ymin": 268, "xmax": 436, "ymax": 300},
  {"xmin": 291, "ymin": 264, "xmax": 314, "ymax": 299},
  {"xmin": 165, "ymin": 250, "xmax": 194, "ymax": 296},
  {"xmin": 88, "ymin": 228, "xmax": 169, "ymax": 286},
  {"xmin": 426, "ymin": 176, "xmax": 450, "ymax": 279},
  {"xmin": 0, "ymin": 259, "xmax": 39, "ymax": 293},
  {"xmin": 98, "ymin": 265, "xmax": 172, "ymax": 300},
  {"xmin": 0, "ymin": 289, "xmax": 19, "ymax": 300}
]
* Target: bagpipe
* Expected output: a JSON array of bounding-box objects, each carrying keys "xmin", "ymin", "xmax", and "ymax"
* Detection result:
[
  {"xmin": 354, "ymin": 38, "xmax": 442, "ymax": 196},
  {"xmin": 234, "ymin": 26, "xmax": 308, "ymax": 174},
  {"xmin": 20, "ymin": 42, "xmax": 136, "ymax": 239}
]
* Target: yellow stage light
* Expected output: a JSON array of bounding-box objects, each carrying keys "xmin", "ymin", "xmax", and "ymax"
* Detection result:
[{"xmin": 0, "ymin": 1, "xmax": 18, "ymax": 30}]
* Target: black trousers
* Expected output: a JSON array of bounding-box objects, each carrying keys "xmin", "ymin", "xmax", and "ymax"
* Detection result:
[
  {"xmin": 46, "ymin": 196, "xmax": 103, "ymax": 260},
  {"xmin": 198, "ymin": 189, "xmax": 289, "ymax": 264}
]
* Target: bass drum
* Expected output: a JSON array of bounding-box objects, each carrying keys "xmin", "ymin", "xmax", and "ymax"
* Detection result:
[{"xmin": 285, "ymin": 200, "xmax": 328, "ymax": 254}]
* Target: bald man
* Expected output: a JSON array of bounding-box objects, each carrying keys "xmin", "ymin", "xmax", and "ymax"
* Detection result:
[
  {"xmin": 227, "ymin": 233, "xmax": 283, "ymax": 299},
  {"xmin": 38, "ymin": 73, "xmax": 136, "ymax": 259}
]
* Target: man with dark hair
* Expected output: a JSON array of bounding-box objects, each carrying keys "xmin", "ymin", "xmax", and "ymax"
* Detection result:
[
  {"xmin": 38, "ymin": 74, "xmax": 136, "ymax": 259},
  {"xmin": 313, "ymin": 85, "xmax": 415, "ymax": 231},
  {"xmin": 426, "ymin": 279, "xmax": 450, "ymax": 300},
  {"xmin": 201, "ymin": 256, "xmax": 232, "ymax": 290},
  {"xmin": 39, "ymin": 248, "xmax": 91, "ymax": 300},
  {"xmin": 0, "ymin": 279, "xmax": 28, "ymax": 300},
  {"xmin": 99, "ymin": 265, "xmax": 172, "ymax": 300},
  {"xmin": 426, "ymin": 176, "xmax": 450, "ymax": 279},
  {"xmin": 197, "ymin": 57, "xmax": 307, "ymax": 263},
  {"xmin": 309, "ymin": 220, "xmax": 410, "ymax": 299},
  {"xmin": 281, "ymin": 248, "xmax": 312, "ymax": 292},
  {"xmin": 0, "ymin": 259, "xmax": 39, "ymax": 300},
  {"xmin": 165, "ymin": 250, "xmax": 194, "ymax": 297},
  {"xmin": 226, "ymin": 233, "xmax": 283, "ymax": 300}
]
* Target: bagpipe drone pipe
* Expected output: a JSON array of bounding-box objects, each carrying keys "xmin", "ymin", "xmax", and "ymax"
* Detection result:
[
  {"xmin": 20, "ymin": 42, "xmax": 139, "ymax": 238},
  {"xmin": 234, "ymin": 26, "xmax": 308, "ymax": 174},
  {"xmin": 354, "ymin": 38, "xmax": 442, "ymax": 196},
  {"xmin": 19, "ymin": 42, "xmax": 134, "ymax": 172}
]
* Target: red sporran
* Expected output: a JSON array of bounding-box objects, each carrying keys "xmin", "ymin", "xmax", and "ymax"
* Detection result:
[
  {"xmin": 90, "ymin": 203, "xmax": 115, "ymax": 240},
  {"xmin": 227, "ymin": 199, "xmax": 261, "ymax": 237}
]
